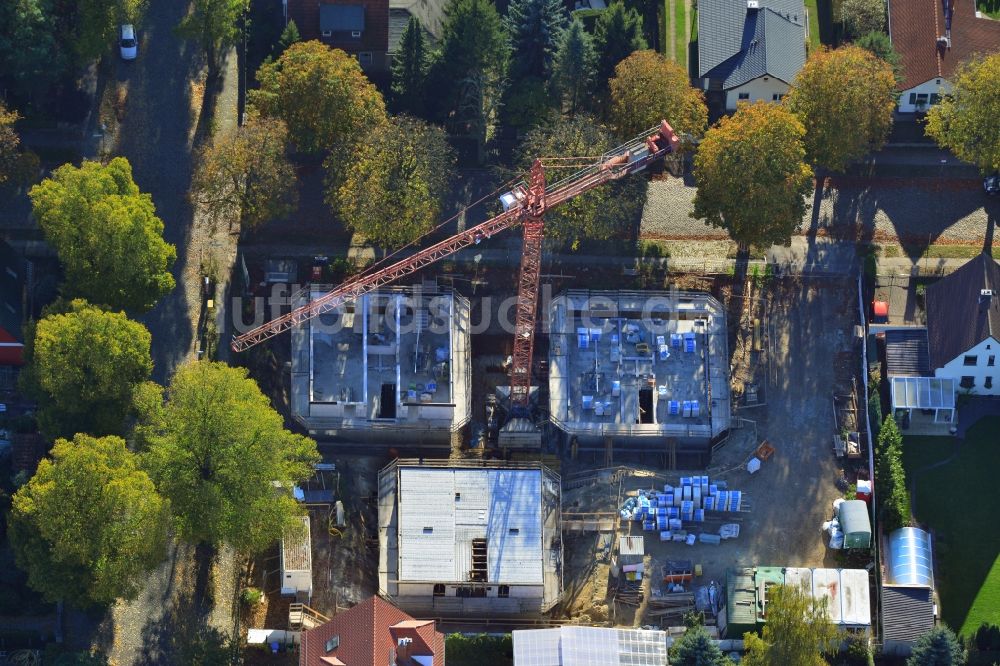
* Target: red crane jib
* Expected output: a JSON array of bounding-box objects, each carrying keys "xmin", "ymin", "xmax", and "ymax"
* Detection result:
[{"xmin": 230, "ymin": 121, "xmax": 680, "ymax": 367}]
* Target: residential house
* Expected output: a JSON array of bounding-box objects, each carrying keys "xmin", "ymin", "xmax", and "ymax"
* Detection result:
[
  {"xmin": 926, "ymin": 252, "xmax": 1000, "ymax": 395},
  {"xmin": 285, "ymin": 0, "xmax": 390, "ymax": 72},
  {"xmin": 299, "ymin": 595, "xmax": 444, "ymax": 666},
  {"xmin": 0, "ymin": 240, "xmax": 28, "ymax": 390},
  {"xmin": 697, "ymin": 0, "xmax": 808, "ymax": 111},
  {"xmin": 888, "ymin": 0, "xmax": 1000, "ymax": 112},
  {"xmin": 388, "ymin": 0, "xmax": 443, "ymax": 58}
]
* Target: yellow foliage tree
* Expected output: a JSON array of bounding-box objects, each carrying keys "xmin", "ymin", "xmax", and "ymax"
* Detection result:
[
  {"xmin": 926, "ymin": 53, "xmax": 1000, "ymax": 173},
  {"xmin": 742, "ymin": 585, "xmax": 839, "ymax": 666},
  {"xmin": 609, "ymin": 50, "xmax": 708, "ymax": 141},
  {"xmin": 785, "ymin": 45, "xmax": 897, "ymax": 173}
]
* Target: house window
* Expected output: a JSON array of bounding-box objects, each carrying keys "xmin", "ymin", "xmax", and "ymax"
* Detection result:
[
  {"xmin": 964, "ymin": 355, "xmax": 977, "ymax": 366},
  {"xmin": 961, "ymin": 376, "xmax": 975, "ymax": 389},
  {"xmin": 930, "ymin": 93, "xmax": 941, "ymax": 105},
  {"xmin": 738, "ymin": 92, "xmax": 750, "ymax": 100},
  {"xmin": 508, "ymin": 528, "xmax": 520, "ymax": 535},
  {"xmin": 321, "ymin": 30, "xmax": 332, "ymax": 37},
  {"xmin": 499, "ymin": 585, "xmax": 510, "ymax": 598},
  {"xmin": 909, "ymin": 93, "xmax": 916, "ymax": 105},
  {"xmin": 422, "ymin": 526, "xmax": 433, "ymax": 534},
  {"xmin": 989, "ymin": 356, "xmax": 995, "ymax": 367},
  {"xmin": 455, "ymin": 492, "xmax": 461, "ymax": 501},
  {"xmin": 986, "ymin": 377, "xmax": 994, "ymax": 389},
  {"xmin": 358, "ymin": 51, "xmax": 373, "ymax": 65},
  {"xmin": 915, "ymin": 93, "xmax": 929, "ymax": 107},
  {"xmin": 433, "ymin": 584, "xmax": 445, "ymax": 597},
  {"xmin": 772, "ymin": 93, "xmax": 784, "ymax": 101}
]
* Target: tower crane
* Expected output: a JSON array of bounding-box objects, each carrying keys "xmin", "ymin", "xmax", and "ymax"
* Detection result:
[{"xmin": 231, "ymin": 120, "xmax": 680, "ymax": 409}]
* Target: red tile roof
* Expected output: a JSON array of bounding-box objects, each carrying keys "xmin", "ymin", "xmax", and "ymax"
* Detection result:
[
  {"xmin": 889, "ymin": 0, "xmax": 1000, "ymax": 90},
  {"xmin": 299, "ymin": 596, "xmax": 444, "ymax": 666}
]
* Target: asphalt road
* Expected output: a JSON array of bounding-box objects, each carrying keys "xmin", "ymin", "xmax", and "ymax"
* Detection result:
[{"xmin": 112, "ymin": 0, "xmax": 201, "ymax": 383}]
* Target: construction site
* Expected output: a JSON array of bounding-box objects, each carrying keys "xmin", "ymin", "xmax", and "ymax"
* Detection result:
[{"xmin": 237, "ymin": 122, "xmax": 873, "ymax": 654}]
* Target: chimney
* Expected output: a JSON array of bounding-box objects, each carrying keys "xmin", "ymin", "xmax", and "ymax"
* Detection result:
[
  {"xmin": 396, "ymin": 636, "xmax": 413, "ymax": 663},
  {"xmin": 980, "ymin": 289, "xmax": 993, "ymax": 310}
]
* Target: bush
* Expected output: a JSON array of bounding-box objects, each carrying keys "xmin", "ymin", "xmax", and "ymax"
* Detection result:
[
  {"xmin": 240, "ymin": 587, "xmax": 263, "ymax": 606},
  {"xmin": 445, "ymin": 633, "xmax": 513, "ymax": 665},
  {"xmin": 867, "ymin": 392, "xmax": 882, "ymax": 438}
]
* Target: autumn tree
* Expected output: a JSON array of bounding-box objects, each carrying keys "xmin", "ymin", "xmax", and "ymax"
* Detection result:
[
  {"xmin": 516, "ymin": 116, "xmax": 647, "ymax": 245},
  {"xmin": 426, "ymin": 0, "xmax": 508, "ymax": 150},
  {"xmin": 176, "ymin": 0, "xmax": 247, "ymax": 65},
  {"xmin": 552, "ymin": 18, "xmax": 597, "ymax": 117},
  {"xmin": 9, "ymin": 434, "xmax": 169, "ymax": 606},
  {"xmin": 691, "ymin": 102, "xmax": 813, "ymax": 257},
  {"xmin": 839, "ymin": 0, "xmax": 885, "ymax": 39},
  {"xmin": 0, "ymin": 102, "xmax": 23, "ymax": 185},
  {"xmin": 609, "ymin": 50, "xmax": 707, "ymax": 140},
  {"xmin": 908, "ymin": 626, "xmax": 965, "ymax": 666},
  {"xmin": 140, "ymin": 362, "xmax": 319, "ymax": 553},
  {"xmin": 330, "ymin": 115, "xmax": 454, "ymax": 249},
  {"xmin": 786, "ymin": 45, "xmax": 896, "ymax": 172},
  {"xmin": 251, "ymin": 40, "xmax": 387, "ymax": 159},
  {"xmin": 926, "ymin": 53, "xmax": 1000, "ymax": 173},
  {"xmin": 506, "ymin": 0, "xmax": 567, "ymax": 81},
  {"xmin": 671, "ymin": 625, "xmax": 732, "ymax": 666},
  {"xmin": 742, "ymin": 585, "xmax": 839, "ymax": 666},
  {"xmin": 29, "ymin": 158, "xmax": 176, "ymax": 312},
  {"xmin": 593, "ymin": 2, "xmax": 647, "ymax": 93},
  {"xmin": 391, "ymin": 17, "xmax": 430, "ymax": 117},
  {"xmin": 24, "ymin": 300, "xmax": 153, "ymax": 439},
  {"xmin": 191, "ymin": 114, "xmax": 297, "ymax": 232}
]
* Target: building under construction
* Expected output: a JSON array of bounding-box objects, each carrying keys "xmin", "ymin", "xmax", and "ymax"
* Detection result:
[
  {"xmin": 548, "ymin": 290, "xmax": 731, "ymax": 462},
  {"xmin": 290, "ymin": 283, "xmax": 471, "ymax": 446},
  {"xmin": 377, "ymin": 459, "xmax": 562, "ymax": 616}
]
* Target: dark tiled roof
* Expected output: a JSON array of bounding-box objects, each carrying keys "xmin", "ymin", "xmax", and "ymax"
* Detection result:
[
  {"xmin": 299, "ymin": 596, "xmax": 444, "ymax": 666},
  {"xmin": 881, "ymin": 585, "xmax": 935, "ymax": 642},
  {"xmin": 925, "ymin": 253, "xmax": 1000, "ymax": 370},
  {"xmin": 885, "ymin": 329, "xmax": 930, "ymax": 377},
  {"xmin": 698, "ymin": 0, "xmax": 806, "ymax": 83},
  {"xmin": 888, "ymin": 0, "xmax": 1000, "ymax": 90}
]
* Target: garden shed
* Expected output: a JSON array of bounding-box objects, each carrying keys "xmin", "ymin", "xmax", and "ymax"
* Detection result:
[{"xmin": 837, "ymin": 500, "xmax": 872, "ymax": 549}]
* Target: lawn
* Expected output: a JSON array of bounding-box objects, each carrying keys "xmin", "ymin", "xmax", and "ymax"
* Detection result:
[
  {"xmin": 661, "ymin": 0, "xmax": 688, "ymax": 70},
  {"xmin": 978, "ymin": 0, "xmax": 1000, "ymax": 19},
  {"xmin": 804, "ymin": 0, "xmax": 823, "ymax": 50},
  {"xmin": 903, "ymin": 417, "xmax": 1000, "ymax": 637}
]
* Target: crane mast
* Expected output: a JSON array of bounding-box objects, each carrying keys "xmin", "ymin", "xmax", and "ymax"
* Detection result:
[{"xmin": 232, "ymin": 120, "xmax": 680, "ymax": 405}]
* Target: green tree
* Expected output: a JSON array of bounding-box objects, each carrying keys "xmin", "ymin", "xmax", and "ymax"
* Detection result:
[
  {"xmin": 140, "ymin": 362, "xmax": 319, "ymax": 553},
  {"xmin": 444, "ymin": 633, "xmax": 513, "ymax": 665},
  {"xmin": 251, "ymin": 40, "xmax": 387, "ymax": 160},
  {"xmin": 0, "ymin": 102, "xmax": 22, "ymax": 185},
  {"xmin": 176, "ymin": 0, "xmax": 247, "ymax": 65},
  {"xmin": 505, "ymin": 0, "xmax": 567, "ymax": 80},
  {"xmin": 391, "ymin": 17, "xmax": 430, "ymax": 117},
  {"xmin": 786, "ymin": 46, "xmax": 897, "ymax": 173},
  {"xmin": 609, "ymin": 49, "xmax": 707, "ymax": 140},
  {"xmin": 9, "ymin": 434, "xmax": 169, "ymax": 606},
  {"xmin": 28, "ymin": 157, "xmax": 176, "ymax": 312},
  {"xmin": 0, "ymin": 0, "xmax": 66, "ymax": 106},
  {"xmin": 501, "ymin": 76, "xmax": 558, "ymax": 134},
  {"xmin": 671, "ymin": 625, "xmax": 732, "ymax": 666},
  {"xmin": 839, "ymin": 0, "xmax": 886, "ymax": 39},
  {"xmin": 551, "ymin": 18, "xmax": 597, "ymax": 117},
  {"xmin": 691, "ymin": 102, "xmax": 813, "ymax": 254},
  {"xmin": 516, "ymin": 115, "xmax": 647, "ymax": 245},
  {"xmin": 855, "ymin": 31, "xmax": 903, "ymax": 85},
  {"xmin": 875, "ymin": 414, "xmax": 910, "ymax": 531},
  {"xmin": 875, "ymin": 414, "xmax": 902, "ymax": 494},
  {"xmin": 331, "ymin": 115, "xmax": 454, "ymax": 248},
  {"xmin": 25, "ymin": 300, "xmax": 152, "ymax": 439},
  {"xmin": 926, "ymin": 53, "xmax": 1000, "ymax": 173},
  {"xmin": 907, "ymin": 626, "xmax": 965, "ymax": 666},
  {"xmin": 276, "ymin": 17, "xmax": 300, "ymax": 54},
  {"xmin": 191, "ymin": 113, "xmax": 297, "ymax": 233},
  {"xmin": 742, "ymin": 585, "xmax": 838, "ymax": 666},
  {"xmin": 593, "ymin": 2, "xmax": 647, "ymax": 93},
  {"xmin": 426, "ymin": 0, "xmax": 508, "ymax": 148}
]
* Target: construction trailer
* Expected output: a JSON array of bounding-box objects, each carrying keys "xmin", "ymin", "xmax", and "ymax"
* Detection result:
[
  {"xmin": 290, "ymin": 283, "xmax": 471, "ymax": 446},
  {"xmin": 280, "ymin": 515, "xmax": 313, "ymax": 601},
  {"xmin": 548, "ymin": 289, "xmax": 731, "ymax": 464},
  {"xmin": 378, "ymin": 459, "xmax": 562, "ymax": 616}
]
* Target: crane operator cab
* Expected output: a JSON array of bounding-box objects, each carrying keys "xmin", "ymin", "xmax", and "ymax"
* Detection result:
[{"xmin": 499, "ymin": 183, "xmax": 528, "ymax": 212}]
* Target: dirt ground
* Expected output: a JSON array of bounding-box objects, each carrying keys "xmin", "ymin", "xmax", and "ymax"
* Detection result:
[{"xmin": 556, "ymin": 276, "xmax": 867, "ymax": 629}]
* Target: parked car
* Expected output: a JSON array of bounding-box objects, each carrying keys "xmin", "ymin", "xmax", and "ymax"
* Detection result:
[
  {"xmin": 119, "ymin": 24, "xmax": 137, "ymax": 60},
  {"xmin": 985, "ymin": 172, "xmax": 1000, "ymax": 196}
]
